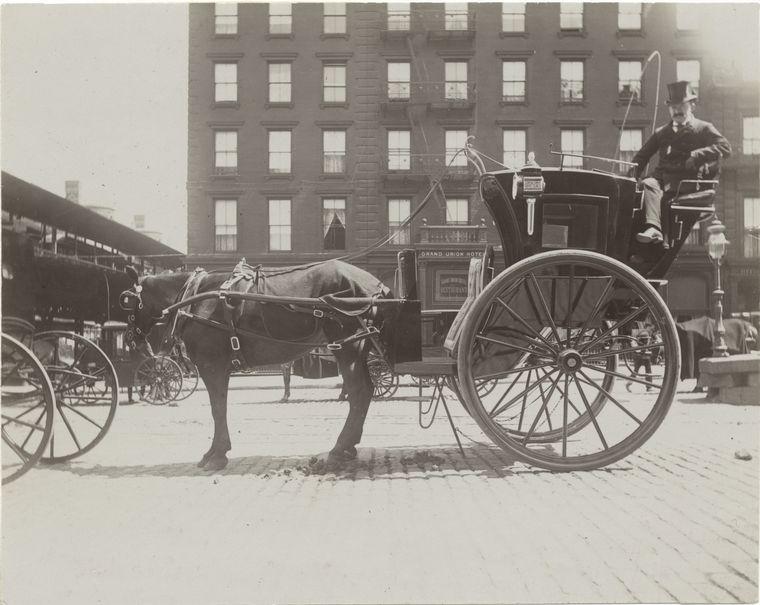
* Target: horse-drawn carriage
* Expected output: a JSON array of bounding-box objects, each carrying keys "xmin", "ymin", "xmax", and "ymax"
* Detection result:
[{"xmin": 119, "ymin": 143, "xmax": 717, "ymax": 473}]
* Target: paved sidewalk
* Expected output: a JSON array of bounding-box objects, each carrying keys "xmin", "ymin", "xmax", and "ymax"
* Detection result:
[{"xmin": 2, "ymin": 376, "xmax": 758, "ymax": 605}]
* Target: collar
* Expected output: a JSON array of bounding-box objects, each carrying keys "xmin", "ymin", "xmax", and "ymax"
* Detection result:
[{"xmin": 672, "ymin": 117, "xmax": 694, "ymax": 131}]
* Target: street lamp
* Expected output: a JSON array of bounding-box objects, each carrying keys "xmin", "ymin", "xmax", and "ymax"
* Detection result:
[{"xmin": 706, "ymin": 217, "xmax": 730, "ymax": 357}]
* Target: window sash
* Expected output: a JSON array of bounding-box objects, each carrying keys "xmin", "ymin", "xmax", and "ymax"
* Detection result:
[
  {"xmin": 560, "ymin": 61, "xmax": 584, "ymax": 101},
  {"xmin": 388, "ymin": 62, "xmax": 411, "ymax": 99},
  {"xmin": 618, "ymin": 3, "xmax": 642, "ymax": 30},
  {"xmin": 502, "ymin": 61, "xmax": 526, "ymax": 102},
  {"xmin": 388, "ymin": 131, "xmax": 411, "ymax": 169},
  {"xmin": 215, "ymin": 3, "xmax": 238, "ymax": 35},
  {"xmin": 560, "ymin": 3, "xmax": 583, "ymax": 29},
  {"xmin": 561, "ymin": 130, "xmax": 584, "ymax": 167},
  {"xmin": 214, "ymin": 199, "xmax": 237, "ymax": 252},
  {"xmin": 446, "ymin": 198, "xmax": 469, "ymax": 225},
  {"xmin": 619, "ymin": 129, "xmax": 643, "ymax": 164},
  {"xmin": 269, "ymin": 199, "xmax": 292, "ymax": 251},
  {"xmin": 744, "ymin": 198, "xmax": 760, "ymax": 257},
  {"xmin": 214, "ymin": 131, "xmax": 238, "ymax": 171},
  {"xmin": 387, "ymin": 2, "xmax": 410, "ymax": 30},
  {"xmin": 445, "ymin": 62, "xmax": 468, "ymax": 100},
  {"xmin": 214, "ymin": 63, "xmax": 238, "ymax": 103},
  {"xmin": 269, "ymin": 2, "xmax": 292, "ymax": 34},
  {"xmin": 323, "ymin": 65, "xmax": 346, "ymax": 103},
  {"xmin": 743, "ymin": 117, "xmax": 760, "ymax": 154},
  {"xmin": 324, "ymin": 2, "xmax": 346, "ymax": 33},
  {"xmin": 503, "ymin": 129, "xmax": 527, "ymax": 168},
  {"xmin": 445, "ymin": 130, "xmax": 469, "ymax": 166},
  {"xmin": 323, "ymin": 198, "xmax": 347, "ymax": 250},
  {"xmin": 269, "ymin": 63, "xmax": 292, "ymax": 103},
  {"xmin": 618, "ymin": 61, "xmax": 642, "ymax": 98},
  {"xmin": 502, "ymin": 2, "xmax": 526, "ymax": 32},
  {"xmin": 268, "ymin": 131, "xmax": 292, "ymax": 173},
  {"xmin": 323, "ymin": 131, "xmax": 346, "ymax": 173},
  {"xmin": 445, "ymin": 2, "xmax": 469, "ymax": 30},
  {"xmin": 389, "ymin": 199, "xmax": 411, "ymax": 245}
]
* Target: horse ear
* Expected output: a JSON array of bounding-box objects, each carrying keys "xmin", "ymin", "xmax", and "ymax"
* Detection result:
[{"xmin": 125, "ymin": 265, "xmax": 139, "ymax": 284}]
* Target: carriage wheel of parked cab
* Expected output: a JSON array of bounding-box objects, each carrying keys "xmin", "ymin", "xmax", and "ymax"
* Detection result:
[
  {"xmin": 2, "ymin": 334, "xmax": 56, "ymax": 484},
  {"xmin": 368, "ymin": 353, "xmax": 398, "ymax": 400},
  {"xmin": 171, "ymin": 354, "xmax": 199, "ymax": 401},
  {"xmin": 30, "ymin": 331, "xmax": 119, "ymax": 463},
  {"xmin": 134, "ymin": 355, "xmax": 183, "ymax": 405},
  {"xmin": 456, "ymin": 249, "xmax": 679, "ymax": 472}
]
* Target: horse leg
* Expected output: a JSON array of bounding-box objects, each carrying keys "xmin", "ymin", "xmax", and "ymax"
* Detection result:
[
  {"xmin": 329, "ymin": 346, "xmax": 373, "ymax": 461},
  {"xmin": 197, "ymin": 364, "xmax": 232, "ymax": 471}
]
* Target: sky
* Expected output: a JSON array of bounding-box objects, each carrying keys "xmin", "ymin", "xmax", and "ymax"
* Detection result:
[{"xmin": 1, "ymin": 3, "xmax": 189, "ymax": 252}]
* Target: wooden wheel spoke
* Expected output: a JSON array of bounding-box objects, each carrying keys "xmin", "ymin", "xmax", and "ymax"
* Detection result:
[
  {"xmin": 572, "ymin": 374, "xmax": 609, "ymax": 450},
  {"xmin": 2, "ymin": 428, "xmax": 30, "ymax": 463},
  {"xmin": 579, "ymin": 304, "xmax": 651, "ymax": 354},
  {"xmin": 58, "ymin": 400, "xmax": 104, "ymax": 433},
  {"xmin": 577, "ymin": 370, "xmax": 643, "ymax": 425},
  {"xmin": 477, "ymin": 359, "xmax": 559, "ymax": 381},
  {"xmin": 537, "ymin": 366, "xmax": 583, "ymax": 418},
  {"xmin": 21, "ymin": 408, "xmax": 48, "ymax": 450},
  {"xmin": 526, "ymin": 273, "xmax": 563, "ymax": 345},
  {"xmin": 572, "ymin": 277, "xmax": 616, "ymax": 348},
  {"xmin": 1, "ymin": 412, "xmax": 48, "ymax": 433},
  {"xmin": 585, "ymin": 342, "xmax": 662, "ymax": 361},
  {"xmin": 490, "ymin": 368, "xmax": 559, "ymax": 419},
  {"xmin": 562, "ymin": 375, "xmax": 570, "ymax": 457},
  {"xmin": 522, "ymin": 371, "xmax": 563, "ymax": 444},
  {"xmin": 475, "ymin": 333, "xmax": 555, "ymax": 359},
  {"xmin": 583, "ymin": 364, "xmax": 663, "ymax": 390},
  {"xmin": 494, "ymin": 297, "xmax": 559, "ymax": 355},
  {"xmin": 536, "ymin": 377, "xmax": 554, "ymax": 431}
]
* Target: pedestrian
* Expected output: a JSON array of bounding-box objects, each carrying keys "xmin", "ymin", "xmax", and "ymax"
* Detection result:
[
  {"xmin": 631, "ymin": 80, "xmax": 731, "ymax": 244},
  {"xmin": 626, "ymin": 324, "xmax": 658, "ymax": 392}
]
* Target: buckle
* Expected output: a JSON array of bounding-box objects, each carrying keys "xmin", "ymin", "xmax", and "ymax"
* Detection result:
[
  {"xmin": 230, "ymin": 336, "xmax": 240, "ymax": 351},
  {"xmin": 327, "ymin": 342, "xmax": 342, "ymax": 351},
  {"xmin": 313, "ymin": 309, "xmax": 325, "ymax": 318},
  {"xmin": 230, "ymin": 358, "xmax": 241, "ymax": 370}
]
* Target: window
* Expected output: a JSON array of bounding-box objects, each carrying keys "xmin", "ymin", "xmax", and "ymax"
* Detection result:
[
  {"xmin": 268, "ymin": 62, "xmax": 291, "ymax": 103},
  {"xmin": 743, "ymin": 117, "xmax": 760, "ymax": 154},
  {"xmin": 503, "ymin": 129, "xmax": 527, "ymax": 168},
  {"xmin": 502, "ymin": 60, "xmax": 526, "ymax": 102},
  {"xmin": 323, "ymin": 130, "xmax": 346, "ymax": 174},
  {"xmin": 560, "ymin": 61, "xmax": 584, "ymax": 102},
  {"xmin": 269, "ymin": 199, "xmax": 291, "ymax": 251},
  {"xmin": 269, "ymin": 2, "xmax": 292, "ymax": 35},
  {"xmin": 560, "ymin": 3, "xmax": 583, "ymax": 30},
  {"xmin": 323, "ymin": 64, "xmax": 346, "ymax": 103},
  {"xmin": 676, "ymin": 4, "xmax": 698, "ymax": 31},
  {"xmin": 445, "ymin": 130, "xmax": 469, "ymax": 167},
  {"xmin": 215, "ymin": 3, "xmax": 238, "ymax": 35},
  {"xmin": 388, "ymin": 62, "xmax": 411, "ymax": 100},
  {"xmin": 214, "ymin": 63, "xmax": 237, "ymax": 103},
  {"xmin": 619, "ymin": 128, "xmax": 643, "ymax": 165},
  {"xmin": 677, "ymin": 60, "xmax": 701, "ymax": 97},
  {"xmin": 445, "ymin": 2, "xmax": 468, "ymax": 30},
  {"xmin": 744, "ymin": 198, "xmax": 760, "ymax": 257},
  {"xmin": 389, "ymin": 199, "xmax": 411, "ymax": 245},
  {"xmin": 561, "ymin": 129, "xmax": 584, "ymax": 168},
  {"xmin": 388, "ymin": 130, "xmax": 411, "ymax": 170},
  {"xmin": 324, "ymin": 2, "xmax": 346, "ymax": 34},
  {"xmin": 214, "ymin": 200, "xmax": 237, "ymax": 252},
  {"xmin": 446, "ymin": 198, "xmax": 469, "ymax": 225},
  {"xmin": 323, "ymin": 198, "xmax": 346, "ymax": 250},
  {"xmin": 618, "ymin": 60, "xmax": 643, "ymax": 100},
  {"xmin": 502, "ymin": 3, "xmax": 526, "ymax": 33},
  {"xmin": 618, "ymin": 3, "xmax": 642, "ymax": 30},
  {"xmin": 387, "ymin": 2, "xmax": 410, "ymax": 30},
  {"xmin": 445, "ymin": 61, "xmax": 468, "ymax": 101},
  {"xmin": 214, "ymin": 131, "xmax": 238, "ymax": 175},
  {"xmin": 269, "ymin": 130, "xmax": 291, "ymax": 174}
]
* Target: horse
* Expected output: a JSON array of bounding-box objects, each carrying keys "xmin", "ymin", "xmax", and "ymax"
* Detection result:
[{"xmin": 121, "ymin": 259, "xmax": 395, "ymax": 471}]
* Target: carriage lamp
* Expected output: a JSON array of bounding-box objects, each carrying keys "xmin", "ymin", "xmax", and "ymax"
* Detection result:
[{"xmin": 706, "ymin": 218, "xmax": 730, "ymax": 357}]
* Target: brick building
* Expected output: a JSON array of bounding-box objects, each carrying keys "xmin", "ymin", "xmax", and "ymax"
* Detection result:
[{"xmin": 186, "ymin": 2, "xmax": 759, "ymax": 317}]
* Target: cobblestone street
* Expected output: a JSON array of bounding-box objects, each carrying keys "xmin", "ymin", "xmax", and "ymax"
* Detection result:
[{"xmin": 2, "ymin": 376, "xmax": 758, "ymax": 605}]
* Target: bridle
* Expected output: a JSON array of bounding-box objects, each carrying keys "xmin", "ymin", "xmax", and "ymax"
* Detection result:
[{"xmin": 119, "ymin": 284, "xmax": 161, "ymax": 350}]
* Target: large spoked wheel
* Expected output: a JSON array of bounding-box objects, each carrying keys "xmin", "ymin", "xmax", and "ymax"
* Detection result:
[
  {"xmin": 368, "ymin": 354, "xmax": 398, "ymax": 400},
  {"xmin": 457, "ymin": 250, "xmax": 679, "ymax": 472},
  {"xmin": 171, "ymin": 355, "xmax": 199, "ymax": 402},
  {"xmin": 135, "ymin": 355, "xmax": 183, "ymax": 405},
  {"xmin": 31, "ymin": 331, "xmax": 119, "ymax": 463},
  {"xmin": 2, "ymin": 334, "xmax": 56, "ymax": 484}
]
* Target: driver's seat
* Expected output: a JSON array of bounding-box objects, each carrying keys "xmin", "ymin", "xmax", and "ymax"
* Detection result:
[{"xmin": 664, "ymin": 160, "xmax": 720, "ymax": 248}]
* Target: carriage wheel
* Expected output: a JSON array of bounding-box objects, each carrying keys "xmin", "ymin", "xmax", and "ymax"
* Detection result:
[
  {"xmin": 2, "ymin": 334, "xmax": 56, "ymax": 484},
  {"xmin": 171, "ymin": 355, "xmax": 199, "ymax": 401},
  {"xmin": 456, "ymin": 250, "xmax": 679, "ymax": 472},
  {"xmin": 135, "ymin": 356, "xmax": 183, "ymax": 405},
  {"xmin": 368, "ymin": 355, "xmax": 398, "ymax": 400},
  {"xmin": 30, "ymin": 331, "xmax": 119, "ymax": 463}
]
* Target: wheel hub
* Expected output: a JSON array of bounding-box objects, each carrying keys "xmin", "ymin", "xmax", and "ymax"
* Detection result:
[{"xmin": 558, "ymin": 349, "xmax": 583, "ymax": 374}]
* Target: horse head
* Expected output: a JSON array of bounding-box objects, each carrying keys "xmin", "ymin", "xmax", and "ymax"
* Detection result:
[{"xmin": 119, "ymin": 266, "xmax": 169, "ymax": 358}]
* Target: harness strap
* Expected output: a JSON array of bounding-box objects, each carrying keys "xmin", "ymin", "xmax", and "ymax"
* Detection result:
[{"xmin": 219, "ymin": 259, "xmax": 260, "ymax": 371}]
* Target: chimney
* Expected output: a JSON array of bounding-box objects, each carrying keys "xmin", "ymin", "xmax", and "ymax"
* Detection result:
[
  {"xmin": 65, "ymin": 180, "xmax": 80, "ymax": 203},
  {"xmin": 133, "ymin": 214, "xmax": 146, "ymax": 230}
]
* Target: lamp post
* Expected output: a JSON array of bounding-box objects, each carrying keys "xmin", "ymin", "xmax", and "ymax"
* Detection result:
[{"xmin": 706, "ymin": 217, "xmax": 730, "ymax": 357}]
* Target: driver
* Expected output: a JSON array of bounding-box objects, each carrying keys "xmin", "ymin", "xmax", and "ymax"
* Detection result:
[{"xmin": 632, "ymin": 80, "xmax": 731, "ymax": 244}]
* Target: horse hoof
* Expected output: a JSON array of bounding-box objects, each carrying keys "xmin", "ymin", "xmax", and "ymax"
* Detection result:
[
  {"xmin": 203, "ymin": 456, "xmax": 228, "ymax": 472},
  {"xmin": 342, "ymin": 445, "xmax": 357, "ymax": 460}
]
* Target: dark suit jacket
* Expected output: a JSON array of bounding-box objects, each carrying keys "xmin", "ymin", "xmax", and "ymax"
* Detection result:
[{"xmin": 633, "ymin": 118, "xmax": 731, "ymax": 184}]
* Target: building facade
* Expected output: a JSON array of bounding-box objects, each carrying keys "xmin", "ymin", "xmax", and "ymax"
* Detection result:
[{"xmin": 187, "ymin": 2, "xmax": 759, "ymax": 317}]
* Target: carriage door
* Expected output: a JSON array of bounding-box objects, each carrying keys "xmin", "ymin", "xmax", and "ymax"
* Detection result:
[{"xmin": 537, "ymin": 194, "xmax": 609, "ymax": 254}]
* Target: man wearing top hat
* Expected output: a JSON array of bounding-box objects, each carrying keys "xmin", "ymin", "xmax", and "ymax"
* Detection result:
[{"xmin": 632, "ymin": 80, "xmax": 732, "ymax": 243}]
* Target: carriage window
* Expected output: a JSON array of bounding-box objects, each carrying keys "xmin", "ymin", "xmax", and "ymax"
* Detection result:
[
  {"xmin": 677, "ymin": 60, "xmax": 701, "ymax": 97},
  {"xmin": 542, "ymin": 201, "xmax": 601, "ymax": 251},
  {"xmin": 269, "ymin": 199, "xmax": 291, "ymax": 251},
  {"xmin": 560, "ymin": 129, "xmax": 584, "ymax": 168},
  {"xmin": 214, "ymin": 199, "xmax": 237, "ymax": 252},
  {"xmin": 387, "ymin": 2, "xmax": 410, "ymax": 30},
  {"xmin": 214, "ymin": 62, "xmax": 237, "ymax": 103},
  {"xmin": 323, "ymin": 198, "xmax": 346, "ymax": 250},
  {"xmin": 269, "ymin": 2, "xmax": 292, "ymax": 35},
  {"xmin": 389, "ymin": 198, "xmax": 411, "ymax": 245},
  {"xmin": 323, "ymin": 130, "xmax": 346, "ymax": 174},
  {"xmin": 387, "ymin": 62, "xmax": 410, "ymax": 100},
  {"xmin": 323, "ymin": 64, "xmax": 346, "ymax": 103},
  {"xmin": 215, "ymin": 3, "xmax": 238, "ymax": 35},
  {"xmin": 502, "ymin": 60, "xmax": 526, "ymax": 103},
  {"xmin": 502, "ymin": 3, "xmax": 526, "ymax": 33},
  {"xmin": 503, "ymin": 128, "xmax": 527, "ymax": 169},
  {"xmin": 445, "ymin": 61, "xmax": 468, "ymax": 101},
  {"xmin": 445, "ymin": 130, "xmax": 469, "ymax": 167}
]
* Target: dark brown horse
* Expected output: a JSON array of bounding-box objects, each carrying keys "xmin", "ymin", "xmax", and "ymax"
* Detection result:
[{"xmin": 122, "ymin": 260, "xmax": 394, "ymax": 471}]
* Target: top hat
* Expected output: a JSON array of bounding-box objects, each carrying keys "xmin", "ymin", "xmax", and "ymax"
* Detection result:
[{"xmin": 666, "ymin": 80, "xmax": 698, "ymax": 105}]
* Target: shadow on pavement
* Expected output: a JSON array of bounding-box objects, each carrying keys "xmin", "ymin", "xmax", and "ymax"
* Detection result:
[{"xmin": 50, "ymin": 444, "xmax": 634, "ymax": 481}]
